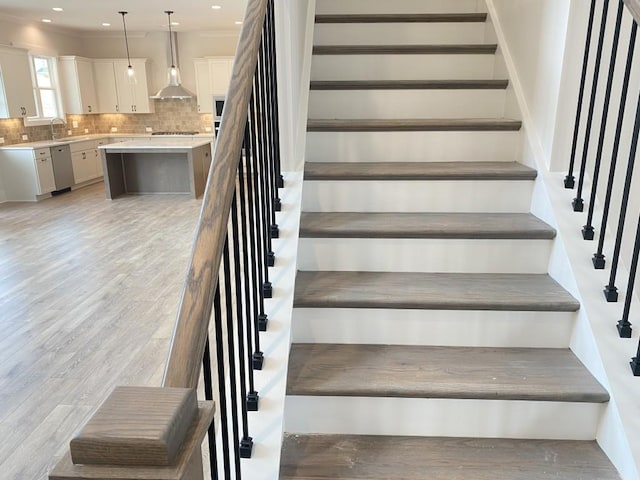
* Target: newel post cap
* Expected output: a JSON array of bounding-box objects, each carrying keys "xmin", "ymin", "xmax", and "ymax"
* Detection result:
[{"xmin": 49, "ymin": 386, "xmax": 214, "ymax": 480}]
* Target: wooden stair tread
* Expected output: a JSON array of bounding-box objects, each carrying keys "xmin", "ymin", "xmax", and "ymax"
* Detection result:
[
  {"xmin": 309, "ymin": 79, "xmax": 509, "ymax": 90},
  {"xmin": 306, "ymin": 118, "xmax": 522, "ymax": 132},
  {"xmin": 313, "ymin": 44, "xmax": 498, "ymax": 55},
  {"xmin": 304, "ymin": 162, "xmax": 536, "ymax": 181},
  {"xmin": 280, "ymin": 434, "xmax": 620, "ymax": 479},
  {"xmin": 286, "ymin": 344, "xmax": 609, "ymax": 402},
  {"xmin": 293, "ymin": 271, "xmax": 579, "ymax": 311},
  {"xmin": 315, "ymin": 13, "xmax": 489, "ymax": 24},
  {"xmin": 299, "ymin": 212, "xmax": 556, "ymax": 239}
]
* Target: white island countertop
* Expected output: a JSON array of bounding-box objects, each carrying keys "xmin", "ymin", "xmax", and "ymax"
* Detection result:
[{"xmin": 99, "ymin": 138, "xmax": 213, "ymax": 152}]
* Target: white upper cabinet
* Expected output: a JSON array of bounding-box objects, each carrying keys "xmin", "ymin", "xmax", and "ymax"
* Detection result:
[
  {"xmin": 193, "ymin": 57, "xmax": 234, "ymax": 113},
  {"xmin": 58, "ymin": 56, "xmax": 98, "ymax": 114},
  {"xmin": 93, "ymin": 60, "xmax": 119, "ymax": 113},
  {"xmin": 194, "ymin": 59, "xmax": 214, "ymax": 113},
  {"xmin": 92, "ymin": 58, "xmax": 154, "ymax": 114},
  {"xmin": 114, "ymin": 59, "xmax": 154, "ymax": 114},
  {"xmin": 0, "ymin": 45, "xmax": 37, "ymax": 119}
]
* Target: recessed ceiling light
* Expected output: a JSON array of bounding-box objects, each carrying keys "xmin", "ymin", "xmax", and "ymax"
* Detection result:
[
  {"xmin": 52, "ymin": 7, "xmax": 63, "ymax": 12},
  {"xmin": 211, "ymin": 5, "xmax": 222, "ymax": 9},
  {"xmin": 102, "ymin": 22, "xmax": 111, "ymax": 27},
  {"xmin": 235, "ymin": 21, "xmax": 243, "ymax": 25},
  {"xmin": 41, "ymin": 18, "xmax": 52, "ymax": 23},
  {"xmin": 171, "ymin": 21, "xmax": 180, "ymax": 26}
]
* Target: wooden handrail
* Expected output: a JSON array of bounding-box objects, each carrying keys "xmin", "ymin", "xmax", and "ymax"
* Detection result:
[
  {"xmin": 624, "ymin": 0, "xmax": 640, "ymax": 25},
  {"xmin": 162, "ymin": 0, "xmax": 268, "ymax": 389}
]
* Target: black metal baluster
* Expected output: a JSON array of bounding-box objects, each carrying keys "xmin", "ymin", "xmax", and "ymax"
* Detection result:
[
  {"xmin": 258, "ymin": 35, "xmax": 278, "ymax": 263},
  {"xmin": 604, "ymin": 92, "xmax": 640, "ymax": 302},
  {"xmin": 212, "ymin": 286, "xmax": 231, "ymax": 480},
  {"xmin": 617, "ymin": 215, "xmax": 640, "ymax": 338},
  {"xmin": 265, "ymin": 3, "xmax": 282, "ymax": 212},
  {"xmin": 583, "ymin": 0, "xmax": 625, "ymax": 240},
  {"xmin": 239, "ymin": 124, "xmax": 261, "ymax": 408},
  {"xmin": 203, "ymin": 337, "xmax": 218, "ymax": 480},
  {"xmin": 230, "ymin": 184, "xmax": 254, "ymax": 458},
  {"xmin": 255, "ymin": 52, "xmax": 275, "ymax": 294},
  {"xmin": 574, "ymin": 0, "xmax": 611, "ymax": 212},
  {"xmin": 566, "ymin": 0, "xmax": 598, "ymax": 189},
  {"xmin": 631, "ymin": 339, "xmax": 640, "ymax": 375},
  {"xmin": 222, "ymin": 240, "xmax": 242, "ymax": 478},
  {"xmin": 594, "ymin": 22, "xmax": 638, "ymax": 269},
  {"xmin": 268, "ymin": 0, "xmax": 284, "ymax": 191},
  {"xmin": 248, "ymin": 91, "xmax": 266, "ymax": 367}
]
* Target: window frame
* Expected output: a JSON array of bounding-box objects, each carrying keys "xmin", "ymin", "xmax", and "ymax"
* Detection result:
[{"xmin": 24, "ymin": 54, "xmax": 64, "ymax": 127}]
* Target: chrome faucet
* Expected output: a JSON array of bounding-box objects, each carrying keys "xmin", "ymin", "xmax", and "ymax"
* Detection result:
[{"xmin": 50, "ymin": 117, "xmax": 66, "ymax": 142}]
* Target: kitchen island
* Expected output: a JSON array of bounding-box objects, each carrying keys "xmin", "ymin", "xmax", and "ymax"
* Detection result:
[{"xmin": 99, "ymin": 138, "xmax": 212, "ymax": 199}]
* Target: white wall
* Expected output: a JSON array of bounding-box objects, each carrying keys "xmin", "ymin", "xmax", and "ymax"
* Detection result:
[
  {"xmin": 275, "ymin": 0, "xmax": 315, "ymax": 172},
  {"xmin": 490, "ymin": 0, "xmax": 571, "ymax": 168}
]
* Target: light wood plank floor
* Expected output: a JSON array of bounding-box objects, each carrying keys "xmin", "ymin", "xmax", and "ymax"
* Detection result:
[{"xmin": 0, "ymin": 183, "xmax": 202, "ymax": 479}]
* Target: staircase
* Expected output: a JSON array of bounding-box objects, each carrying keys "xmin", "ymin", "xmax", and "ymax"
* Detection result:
[{"xmin": 280, "ymin": 1, "xmax": 620, "ymax": 478}]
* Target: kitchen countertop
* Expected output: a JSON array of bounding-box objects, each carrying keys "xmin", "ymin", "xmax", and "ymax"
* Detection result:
[
  {"xmin": 99, "ymin": 137, "xmax": 213, "ymax": 151},
  {"xmin": 0, "ymin": 133, "xmax": 213, "ymax": 150}
]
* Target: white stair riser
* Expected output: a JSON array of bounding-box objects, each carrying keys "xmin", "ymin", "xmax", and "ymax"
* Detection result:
[
  {"xmin": 285, "ymin": 396, "xmax": 603, "ymax": 440},
  {"xmin": 302, "ymin": 180, "xmax": 534, "ymax": 213},
  {"xmin": 314, "ymin": 23, "xmax": 487, "ymax": 46},
  {"xmin": 308, "ymin": 90, "xmax": 506, "ymax": 119},
  {"xmin": 311, "ymin": 54, "xmax": 496, "ymax": 81},
  {"xmin": 297, "ymin": 238, "xmax": 551, "ymax": 273},
  {"xmin": 305, "ymin": 131, "xmax": 523, "ymax": 163},
  {"xmin": 316, "ymin": 0, "xmax": 483, "ymax": 15},
  {"xmin": 291, "ymin": 308, "xmax": 575, "ymax": 348}
]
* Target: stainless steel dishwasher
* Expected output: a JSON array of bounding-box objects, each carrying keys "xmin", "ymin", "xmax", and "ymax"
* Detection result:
[{"xmin": 50, "ymin": 144, "xmax": 74, "ymax": 191}]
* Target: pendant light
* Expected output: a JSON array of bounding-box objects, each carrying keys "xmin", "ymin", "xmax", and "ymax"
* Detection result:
[
  {"xmin": 151, "ymin": 10, "xmax": 195, "ymax": 99},
  {"xmin": 118, "ymin": 11, "xmax": 136, "ymax": 84}
]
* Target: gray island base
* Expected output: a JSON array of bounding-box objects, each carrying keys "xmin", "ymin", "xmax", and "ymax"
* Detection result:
[{"xmin": 99, "ymin": 138, "xmax": 212, "ymax": 199}]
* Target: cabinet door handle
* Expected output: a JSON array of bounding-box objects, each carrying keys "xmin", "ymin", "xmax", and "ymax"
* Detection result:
[
  {"xmin": 116, "ymin": 105, "xmax": 119, "ymax": 112},
  {"xmin": 88, "ymin": 105, "xmax": 92, "ymax": 113}
]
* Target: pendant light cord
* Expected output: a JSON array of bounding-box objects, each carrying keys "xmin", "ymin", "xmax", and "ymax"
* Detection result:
[
  {"xmin": 118, "ymin": 11, "xmax": 132, "ymax": 68},
  {"xmin": 165, "ymin": 10, "xmax": 176, "ymax": 68}
]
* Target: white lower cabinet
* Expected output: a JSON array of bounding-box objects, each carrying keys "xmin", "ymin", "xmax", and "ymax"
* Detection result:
[
  {"xmin": 0, "ymin": 148, "xmax": 56, "ymax": 201},
  {"xmin": 70, "ymin": 140, "xmax": 101, "ymax": 184}
]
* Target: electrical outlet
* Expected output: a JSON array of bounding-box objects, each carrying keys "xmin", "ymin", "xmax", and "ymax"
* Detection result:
[
  {"xmin": 84, "ymin": 128, "xmax": 89, "ymax": 134},
  {"xmin": 67, "ymin": 130, "xmax": 72, "ymax": 136},
  {"xmin": 205, "ymin": 126, "xmax": 212, "ymax": 132},
  {"xmin": 21, "ymin": 134, "xmax": 28, "ymax": 141},
  {"xmin": 0, "ymin": 137, "xmax": 4, "ymax": 144},
  {"xmin": 145, "ymin": 127, "xmax": 153, "ymax": 133},
  {"xmin": 72, "ymin": 120, "xmax": 78, "ymax": 128},
  {"xmin": 111, "ymin": 127, "xmax": 118, "ymax": 133}
]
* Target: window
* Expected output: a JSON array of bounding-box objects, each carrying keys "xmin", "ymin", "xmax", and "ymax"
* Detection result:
[{"xmin": 27, "ymin": 55, "xmax": 62, "ymax": 124}]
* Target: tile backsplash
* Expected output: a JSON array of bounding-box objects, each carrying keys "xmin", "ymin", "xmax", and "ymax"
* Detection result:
[{"xmin": 0, "ymin": 98, "xmax": 214, "ymax": 146}]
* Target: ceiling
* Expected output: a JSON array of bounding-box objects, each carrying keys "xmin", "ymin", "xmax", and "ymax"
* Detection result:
[{"xmin": 0, "ymin": 0, "xmax": 248, "ymax": 33}]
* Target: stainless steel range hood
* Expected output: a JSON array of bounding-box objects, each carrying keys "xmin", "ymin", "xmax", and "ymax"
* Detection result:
[
  {"xmin": 151, "ymin": 82, "xmax": 195, "ymax": 100},
  {"xmin": 151, "ymin": 24, "xmax": 195, "ymax": 100}
]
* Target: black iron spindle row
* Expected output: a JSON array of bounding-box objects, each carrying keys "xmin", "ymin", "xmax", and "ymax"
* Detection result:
[
  {"xmin": 200, "ymin": 0, "xmax": 283, "ymax": 476},
  {"xmin": 565, "ymin": 0, "xmax": 640, "ymax": 375}
]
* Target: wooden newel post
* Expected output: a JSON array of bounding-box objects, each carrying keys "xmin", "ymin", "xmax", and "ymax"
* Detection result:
[{"xmin": 49, "ymin": 386, "xmax": 214, "ymax": 480}]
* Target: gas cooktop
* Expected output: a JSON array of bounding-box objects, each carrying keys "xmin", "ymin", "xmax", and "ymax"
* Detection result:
[{"xmin": 151, "ymin": 131, "xmax": 200, "ymax": 135}]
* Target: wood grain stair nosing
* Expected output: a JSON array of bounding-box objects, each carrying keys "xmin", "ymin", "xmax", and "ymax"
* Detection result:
[
  {"xmin": 315, "ymin": 13, "xmax": 489, "ymax": 24},
  {"xmin": 286, "ymin": 344, "xmax": 609, "ymax": 403},
  {"xmin": 309, "ymin": 80, "xmax": 510, "ymax": 90},
  {"xmin": 293, "ymin": 271, "xmax": 580, "ymax": 312},
  {"xmin": 306, "ymin": 119, "xmax": 522, "ymax": 132},
  {"xmin": 313, "ymin": 44, "xmax": 498, "ymax": 55},
  {"xmin": 303, "ymin": 162, "xmax": 537, "ymax": 182},
  {"xmin": 298, "ymin": 212, "xmax": 557, "ymax": 240}
]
